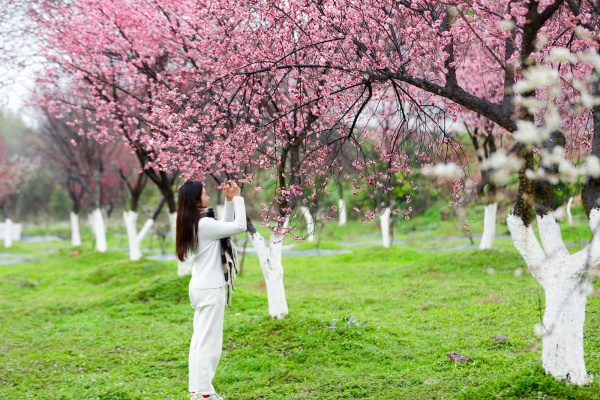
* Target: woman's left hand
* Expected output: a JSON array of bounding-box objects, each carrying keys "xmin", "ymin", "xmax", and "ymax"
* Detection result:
[{"xmin": 223, "ymin": 181, "xmax": 241, "ymax": 200}]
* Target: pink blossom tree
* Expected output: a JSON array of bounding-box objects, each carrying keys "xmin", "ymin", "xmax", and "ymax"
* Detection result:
[
  {"xmin": 455, "ymin": 47, "xmax": 513, "ymax": 250},
  {"xmin": 26, "ymin": 0, "xmax": 600, "ymax": 382},
  {"xmin": 29, "ymin": 1, "xmax": 185, "ymax": 259},
  {"xmin": 35, "ymin": 105, "xmax": 122, "ymax": 251}
]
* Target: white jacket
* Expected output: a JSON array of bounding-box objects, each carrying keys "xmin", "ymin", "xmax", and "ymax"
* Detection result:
[{"xmin": 188, "ymin": 197, "xmax": 247, "ymax": 289}]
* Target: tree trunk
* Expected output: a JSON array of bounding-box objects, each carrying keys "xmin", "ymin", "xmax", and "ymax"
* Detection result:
[
  {"xmin": 541, "ymin": 282, "xmax": 587, "ymax": 385},
  {"xmin": 90, "ymin": 208, "xmax": 107, "ymax": 253},
  {"xmin": 507, "ymin": 212, "xmax": 595, "ymax": 384},
  {"xmin": 70, "ymin": 211, "xmax": 82, "ymax": 247},
  {"xmin": 479, "ymin": 202, "xmax": 497, "ymax": 250},
  {"xmin": 126, "ymin": 198, "xmax": 165, "ymax": 261},
  {"xmin": 123, "ymin": 211, "xmax": 155, "ymax": 261},
  {"xmin": 300, "ymin": 206, "xmax": 315, "ymax": 242},
  {"xmin": 168, "ymin": 212, "xmax": 177, "ymax": 240},
  {"xmin": 4, "ymin": 218, "xmax": 13, "ymax": 248},
  {"xmin": 248, "ymin": 230, "xmax": 289, "ymax": 319},
  {"xmin": 338, "ymin": 198, "xmax": 347, "ymax": 226},
  {"xmin": 380, "ymin": 207, "xmax": 391, "ymax": 248},
  {"xmin": 124, "ymin": 211, "xmax": 139, "ymax": 260}
]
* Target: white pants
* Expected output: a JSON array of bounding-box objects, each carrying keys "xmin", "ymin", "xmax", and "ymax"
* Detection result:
[{"xmin": 189, "ymin": 286, "xmax": 226, "ymax": 394}]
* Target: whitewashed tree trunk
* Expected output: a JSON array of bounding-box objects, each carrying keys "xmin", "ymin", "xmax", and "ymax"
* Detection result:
[
  {"xmin": 567, "ymin": 197, "xmax": 574, "ymax": 225},
  {"xmin": 91, "ymin": 208, "xmax": 107, "ymax": 253},
  {"xmin": 479, "ymin": 202, "xmax": 497, "ymax": 250},
  {"xmin": 4, "ymin": 218, "xmax": 13, "ymax": 248},
  {"xmin": 507, "ymin": 211, "xmax": 600, "ymax": 385},
  {"xmin": 70, "ymin": 212, "xmax": 82, "ymax": 247},
  {"xmin": 124, "ymin": 211, "xmax": 139, "ymax": 260},
  {"xmin": 216, "ymin": 205, "xmax": 225, "ymax": 220},
  {"xmin": 168, "ymin": 212, "xmax": 177, "ymax": 240},
  {"xmin": 338, "ymin": 199, "xmax": 347, "ymax": 226},
  {"xmin": 138, "ymin": 218, "xmax": 154, "ymax": 243},
  {"xmin": 300, "ymin": 206, "xmax": 315, "ymax": 242},
  {"xmin": 249, "ymin": 230, "xmax": 288, "ymax": 319},
  {"xmin": 123, "ymin": 211, "xmax": 155, "ymax": 261},
  {"xmin": 380, "ymin": 208, "xmax": 391, "ymax": 248}
]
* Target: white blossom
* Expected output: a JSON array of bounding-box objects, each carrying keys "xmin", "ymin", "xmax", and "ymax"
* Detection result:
[
  {"xmin": 490, "ymin": 169, "xmax": 511, "ymax": 185},
  {"xmin": 544, "ymin": 107, "xmax": 561, "ymax": 132},
  {"xmin": 513, "ymin": 120, "xmax": 549, "ymax": 145},
  {"xmin": 547, "ymin": 47, "xmax": 575, "ymax": 63},
  {"xmin": 558, "ymin": 159, "xmax": 579, "ymax": 182},
  {"xmin": 525, "ymin": 168, "xmax": 547, "ymax": 180},
  {"xmin": 581, "ymin": 93, "xmax": 600, "ymax": 109},
  {"xmin": 517, "ymin": 97, "xmax": 543, "ymax": 114},
  {"xmin": 578, "ymin": 49, "xmax": 600, "ymax": 74},
  {"xmin": 581, "ymin": 156, "xmax": 600, "ymax": 179},
  {"xmin": 574, "ymin": 26, "xmax": 596, "ymax": 41},
  {"xmin": 498, "ymin": 19, "xmax": 515, "ymax": 31},
  {"xmin": 484, "ymin": 152, "xmax": 523, "ymax": 172},
  {"xmin": 481, "ymin": 152, "xmax": 524, "ymax": 185},
  {"xmin": 514, "ymin": 67, "xmax": 559, "ymax": 94},
  {"xmin": 421, "ymin": 163, "xmax": 464, "ymax": 180},
  {"xmin": 536, "ymin": 34, "xmax": 549, "ymax": 49},
  {"xmin": 539, "ymin": 146, "xmax": 566, "ymax": 168}
]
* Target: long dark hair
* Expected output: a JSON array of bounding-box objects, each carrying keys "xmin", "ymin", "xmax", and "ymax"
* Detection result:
[{"xmin": 176, "ymin": 181, "xmax": 204, "ymax": 261}]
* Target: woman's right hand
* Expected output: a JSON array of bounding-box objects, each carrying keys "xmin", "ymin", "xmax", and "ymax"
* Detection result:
[{"xmin": 223, "ymin": 181, "xmax": 241, "ymax": 200}]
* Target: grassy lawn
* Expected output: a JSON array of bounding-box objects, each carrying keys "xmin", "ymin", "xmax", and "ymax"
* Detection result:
[{"xmin": 1, "ymin": 208, "xmax": 599, "ymax": 399}]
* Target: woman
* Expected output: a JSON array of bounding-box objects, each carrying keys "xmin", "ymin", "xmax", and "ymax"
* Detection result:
[{"xmin": 176, "ymin": 180, "xmax": 246, "ymax": 400}]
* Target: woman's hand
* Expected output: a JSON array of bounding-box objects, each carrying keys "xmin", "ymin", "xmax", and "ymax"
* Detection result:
[{"xmin": 223, "ymin": 181, "xmax": 241, "ymax": 201}]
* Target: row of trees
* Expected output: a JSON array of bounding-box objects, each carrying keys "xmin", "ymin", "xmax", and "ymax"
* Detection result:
[{"xmin": 2, "ymin": 0, "xmax": 599, "ymax": 385}]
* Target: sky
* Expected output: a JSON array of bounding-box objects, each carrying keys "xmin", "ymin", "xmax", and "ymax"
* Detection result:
[
  {"xmin": 0, "ymin": 66, "xmax": 41, "ymax": 127},
  {"xmin": 0, "ymin": 1, "xmax": 40, "ymax": 126}
]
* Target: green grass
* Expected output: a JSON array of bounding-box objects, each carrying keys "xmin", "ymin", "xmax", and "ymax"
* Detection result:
[{"xmin": 1, "ymin": 213, "xmax": 600, "ymax": 399}]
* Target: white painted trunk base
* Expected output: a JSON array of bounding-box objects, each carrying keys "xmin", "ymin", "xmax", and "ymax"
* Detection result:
[
  {"xmin": 338, "ymin": 199, "xmax": 347, "ymax": 226},
  {"xmin": 4, "ymin": 218, "xmax": 12, "ymax": 248},
  {"xmin": 380, "ymin": 208, "xmax": 391, "ymax": 248},
  {"xmin": 70, "ymin": 212, "xmax": 82, "ymax": 247},
  {"xmin": 541, "ymin": 282, "xmax": 587, "ymax": 384},
  {"xmin": 90, "ymin": 209, "xmax": 107, "ymax": 253},
  {"xmin": 479, "ymin": 203, "xmax": 497, "ymax": 250},
  {"xmin": 249, "ymin": 231, "xmax": 288, "ymax": 319},
  {"xmin": 300, "ymin": 206, "xmax": 315, "ymax": 242},
  {"xmin": 507, "ymin": 211, "xmax": 600, "ymax": 385},
  {"xmin": 123, "ymin": 211, "xmax": 155, "ymax": 261},
  {"xmin": 168, "ymin": 212, "xmax": 177, "ymax": 240}
]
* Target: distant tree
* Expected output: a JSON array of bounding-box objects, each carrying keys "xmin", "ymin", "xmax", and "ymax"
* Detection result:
[
  {"xmin": 34, "ymin": 105, "xmax": 120, "ymax": 250},
  {"xmin": 0, "ymin": 154, "xmax": 37, "ymax": 247},
  {"xmin": 49, "ymin": 183, "xmax": 70, "ymax": 219}
]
